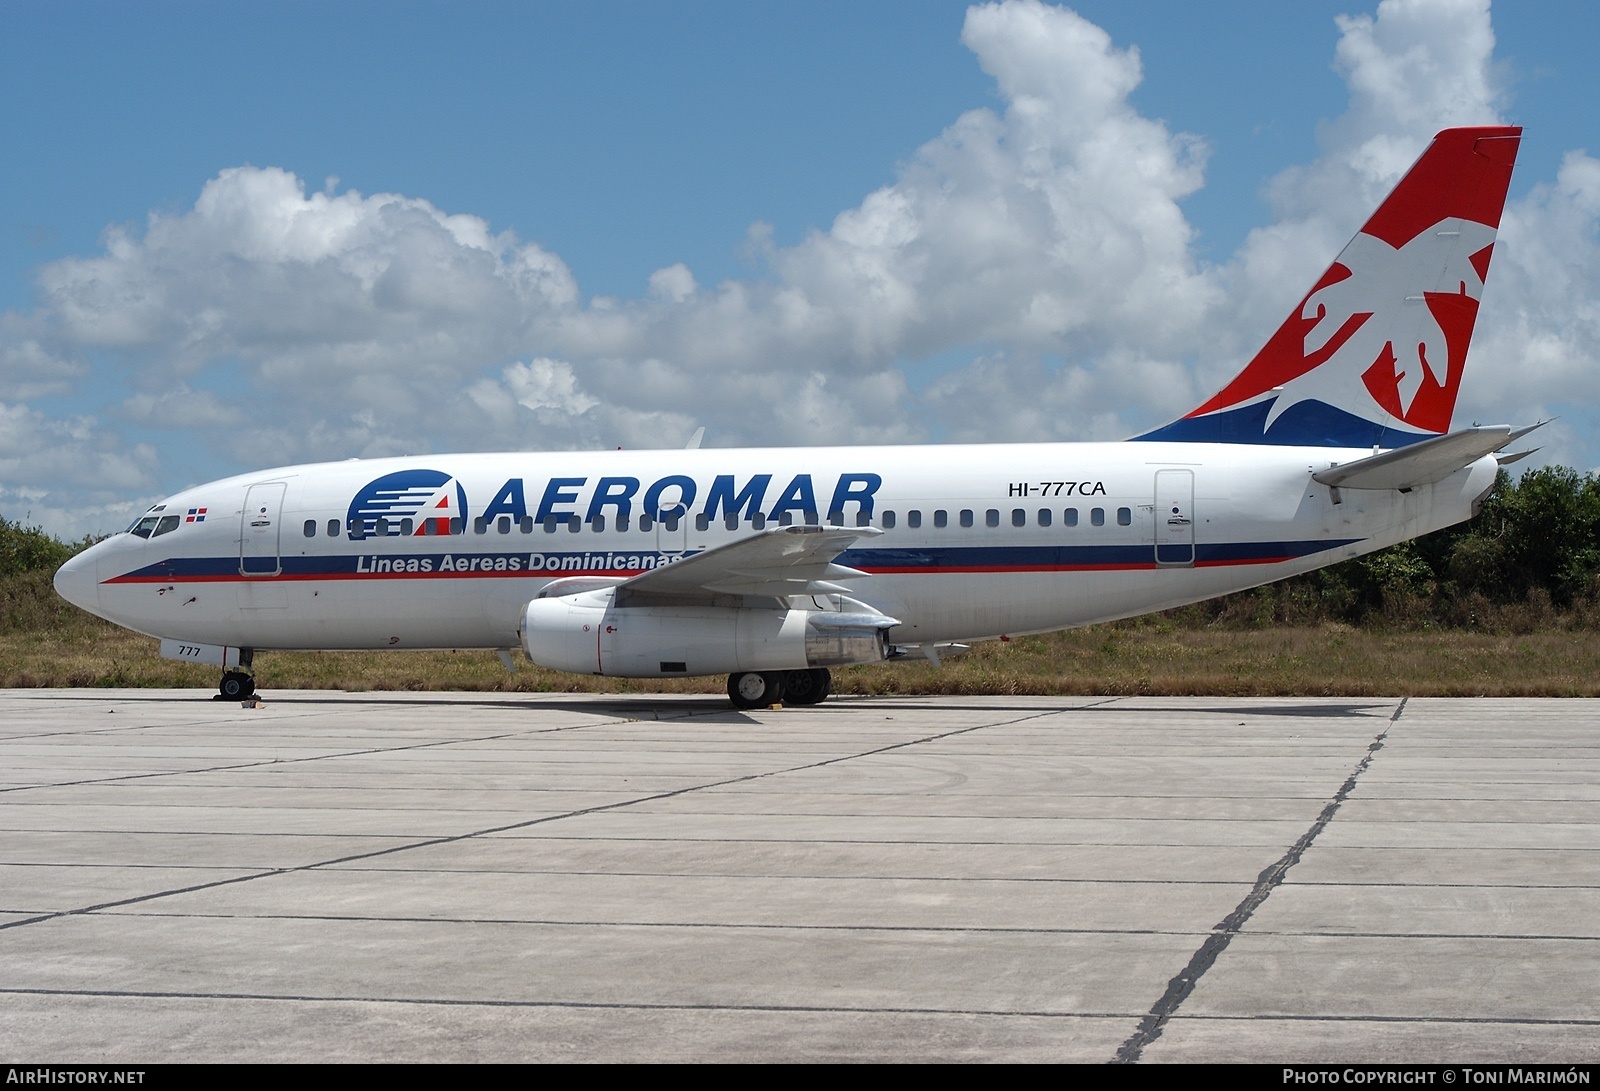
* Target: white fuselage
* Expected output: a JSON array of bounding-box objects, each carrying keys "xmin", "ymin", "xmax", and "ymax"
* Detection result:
[{"xmin": 55, "ymin": 440, "xmax": 1497, "ymax": 658}]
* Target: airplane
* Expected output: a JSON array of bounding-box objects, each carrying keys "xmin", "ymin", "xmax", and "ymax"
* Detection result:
[{"xmin": 54, "ymin": 125, "xmax": 1533, "ymax": 708}]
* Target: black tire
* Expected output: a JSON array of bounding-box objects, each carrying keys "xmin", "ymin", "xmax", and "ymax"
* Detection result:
[
  {"xmin": 219, "ymin": 672, "xmax": 251, "ymax": 700},
  {"xmin": 783, "ymin": 668, "xmax": 832, "ymax": 705},
  {"xmin": 727, "ymin": 671, "xmax": 783, "ymax": 709}
]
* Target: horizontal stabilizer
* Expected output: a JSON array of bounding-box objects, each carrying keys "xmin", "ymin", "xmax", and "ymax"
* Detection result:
[
  {"xmin": 1496, "ymin": 448, "xmax": 1540, "ymax": 467},
  {"xmin": 1312, "ymin": 426, "xmax": 1517, "ymax": 490},
  {"xmin": 1490, "ymin": 419, "xmax": 1554, "ymax": 468}
]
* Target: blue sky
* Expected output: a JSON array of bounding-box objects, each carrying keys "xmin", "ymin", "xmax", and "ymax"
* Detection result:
[{"xmin": 3, "ymin": 1, "xmax": 1599, "ymax": 536}]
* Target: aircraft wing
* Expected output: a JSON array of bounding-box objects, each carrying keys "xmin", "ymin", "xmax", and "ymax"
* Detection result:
[
  {"xmin": 617, "ymin": 524, "xmax": 881, "ymax": 602},
  {"xmin": 1312, "ymin": 425, "xmax": 1540, "ymax": 491}
]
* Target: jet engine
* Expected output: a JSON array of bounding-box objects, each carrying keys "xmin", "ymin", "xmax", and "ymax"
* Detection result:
[{"xmin": 520, "ymin": 585, "xmax": 897, "ymax": 678}]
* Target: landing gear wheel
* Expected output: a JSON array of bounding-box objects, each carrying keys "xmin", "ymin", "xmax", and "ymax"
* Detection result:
[
  {"xmin": 220, "ymin": 671, "xmax": 255, "ymax": 699},
  {"xmin": 783, "ymin": 668, "xmax": 832, "ymax": 705},
  {"xmin": 728, "ymin": 671, "xmax": 784, "ymax": 709}
]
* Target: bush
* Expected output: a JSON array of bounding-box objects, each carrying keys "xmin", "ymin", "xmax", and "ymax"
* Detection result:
[{"xmin": 0, "ymin": 516, "xmax": 75, "ymax": 579}]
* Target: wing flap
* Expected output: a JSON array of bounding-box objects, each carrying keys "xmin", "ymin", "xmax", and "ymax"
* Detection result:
[{"xmin": 617, "ymin": 524, "xmax": 881, "ymax": 604}]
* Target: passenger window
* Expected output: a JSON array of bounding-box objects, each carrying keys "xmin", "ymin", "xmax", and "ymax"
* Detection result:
[
  {"xmin": 400, "ymin": 518, "xmax": 413, "ymax": 536},
  {"xmin": 882, "ymin": 510, "xmax": 897, "ymax": 529},
  {"xmin": 303, "ymin": 519, "xmax": 316, "ymax": 538},
  {"xmin": 1063, "ymin": 508, "xmax": 1078, "ymax": 527},
  {"xmin": 520, "ymin": 516, "xmax": 534, "ymax": 533},
  {"xmin": 589, "ymin": 515, "xmax": 606, "ymax": 532},
  {"xmin": 933, "ymin": 510, "xmax": 948, "ymax": 528},
  {"xmin": 543, "ymin": 516, "xmax": 558, "ymax": 533},
  {"xmin": 804, "ymin": 511, "xmax": 819, "ymax": 526},
  {"xmin": 663, "ymin": 514, "xmax": 679, "ymax": 532},
  {"xmin": 1037, "ymin": 509, "xmax": 1052, "ymax": 528},
  {"xmin": 908, "ymin": 510, "xmax": 922, "ymax": 529},
  {"xmin": 472, "ymin": 517, "xmax": 487, "ymax": 534},
  {"xmin": 724, "ymin": 514, "xmax": 738, "ymax": 531},
  {"xmin": 639, "ymin": 513, "xmax": 654, "ymax": 531},
  {"xmin": 449, "ymin": 517, "xmax": 464, "ymax": 535},
  {"xmin": 616, "ymin": 514, "xmax": 630, "ymax": 532},
  {"xmin": 985, "ymin": 509, "xmax": 999, "ymax": 528},
  {"xmin": 751, "ymin": 513, "xmax": 766, "ymax": 530},
  {"xmin": 567, "ymin": 515, "xmax": 581, "ymax": 532},
  {"xmin": 828, "ymin": 510, "xmax": 844, "ymax": 526},
  {"xmin": 347, "ymin": 517, "xmax": 366, "ymax": 539},
  {"xmin": 1011, "ymin": 509, "xmax": 1026, "ymax": 527},
  {"xmin": 695, "ymin": 514, "xmax": 710, "ymax": 531},
  {"xmin": 778, "ymin": 512, "xmax": 794, "ymax": 526},
  {"xmin": 376, "ymin": 517, "xmax": 391, "ymax": 536},
  {"xmin": 498, "ymin": 516, "xmax": 511, "ymax": 534},
  {"xmin": 1091, "ymin": 507, "xmax": 1105, "ymax": 527},
  {"xmin": 1117, "ymin": 507, "xmax": 1131, "ymax": 526},
  {"xmin": 327, "ymin": 519, "xmax": 339, "ymax": 537},
  {"xmin": 959, "ymin": 510, "xmax": 974, "ymax": 528}
]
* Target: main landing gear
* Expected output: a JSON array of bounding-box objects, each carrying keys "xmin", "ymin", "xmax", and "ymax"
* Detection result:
[{"xmin": 727, "ymin": 668, "xmax": 832, "ymax": 710}]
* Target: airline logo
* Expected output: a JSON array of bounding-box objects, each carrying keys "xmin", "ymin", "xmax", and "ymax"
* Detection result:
[
  {"xmin": 1195, "ymin": 217, "xmax": 1496, "ymax": 439},
  {"xmin": 1137, "ymin": 126, "xmax": 1520, "ymax": 448},
  {"xmin": 346, "ymin": 469, "xmax": 468, "ymax": 538}
]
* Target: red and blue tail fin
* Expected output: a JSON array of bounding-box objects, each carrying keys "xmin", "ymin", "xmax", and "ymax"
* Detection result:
[{"xmin": 1137, "ymin": 126, "xmax": 1522, "ymax": 448}]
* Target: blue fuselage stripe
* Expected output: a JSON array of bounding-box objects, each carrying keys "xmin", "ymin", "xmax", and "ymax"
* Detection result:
[{"xmin": 106, "ymin": 539, "xmax": 1362, "ymax": 583}]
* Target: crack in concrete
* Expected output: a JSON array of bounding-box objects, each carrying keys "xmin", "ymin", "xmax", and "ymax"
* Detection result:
[{"xmin": 1111, "ymin": 697, "xmax": 1408, "ymax": 1063}]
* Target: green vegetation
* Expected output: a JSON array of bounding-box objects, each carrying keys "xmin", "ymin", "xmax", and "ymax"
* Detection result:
[
  {"xmin": 0, "ymin": 515, "xmax": 77, "ymax": 580},
  {"xmin": 1166, "ymin": 467, "xmax": 1600, "ymax": 633},
  {"xmin": 5, "ymin": 469, "xmax": 1600, "ymax": 696}
]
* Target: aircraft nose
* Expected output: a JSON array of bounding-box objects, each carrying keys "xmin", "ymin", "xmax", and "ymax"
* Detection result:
[{"xmin": 53, "ymin": 548, "xmax": 101, "ymax": 614}]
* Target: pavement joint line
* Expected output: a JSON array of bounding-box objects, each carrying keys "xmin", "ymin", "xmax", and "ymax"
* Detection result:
[
  {"xmin": 186, "ymin": 868, "xmax": 1267, "ymax": 885},
  {"xmin": 31, "ymin": 909, "xmax": 1218, "ymax": 936},
  {"xmin": 0, "ymin": 697, "xmax": 1119, "ymax": 933},
  {"xmin": 37, "ymin": 909, "xmax": 1600, "ymax": 943},
  {"xmin": 0, "ymin": 700, "xmax": 739, "ymax": 797},
  {"xmin": 9, "ymin": 983, "xmax": 1600, "ymax": 1028},
  {"xmin": 0, "ymin": 692, "xmax": 465, "ymax": 743},
  {"xmin": 291, "ymin": 698, "xmax": 1120, "ymax": 873},
  {"xmin": 0, "ymin": 985, "xmax": 1140, "ymax": 1019},
  {"xmin": 0, "ymin": 835, "xmax": 1316, "ymax": 848},
  {"xmin": 1167, "ymin": 1013, "xmax": 1600, "ymax": 1027},
  {"xmin": 1110, "ymin": 696, "xmax": 1408, "ymax": 1064},
  {"xmin": 1187, "ymin": 929, "xmax": 1600, "ymax": 941}
]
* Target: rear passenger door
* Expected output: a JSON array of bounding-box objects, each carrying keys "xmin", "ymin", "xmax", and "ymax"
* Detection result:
[{"xmin": 1153, "ymin": 469, "xmax": 1195, "ymax": 567}]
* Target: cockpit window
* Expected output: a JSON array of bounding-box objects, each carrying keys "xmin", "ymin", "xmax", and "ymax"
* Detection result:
[
  {"xmin": 127, "ymin": 504, "xmax": 167, "ymax": 538},
  {"xmin": 150, "ymin": 515, "xmax": 181, "ymax": 538}
]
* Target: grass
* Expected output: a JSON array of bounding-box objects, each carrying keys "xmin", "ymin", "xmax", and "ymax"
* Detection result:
[{"xmin": 5, "ymin": 569, "xmax": 1598, "ymax": 697}]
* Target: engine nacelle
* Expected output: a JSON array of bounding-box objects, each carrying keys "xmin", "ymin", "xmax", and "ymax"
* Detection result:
[{"xmin": 520, "ymin": 589, "xmax": 896, "ymax": 678}]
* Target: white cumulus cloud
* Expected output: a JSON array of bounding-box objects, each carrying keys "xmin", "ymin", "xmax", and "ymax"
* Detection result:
[{"xmin": 6, "ymin": 0, "xmax": 1600, "ymax": 537}]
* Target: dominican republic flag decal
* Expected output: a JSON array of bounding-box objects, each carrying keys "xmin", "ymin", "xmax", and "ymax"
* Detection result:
[{"xmin": 185, "ymin": 507, "xmax": 207, "ymax": 523}]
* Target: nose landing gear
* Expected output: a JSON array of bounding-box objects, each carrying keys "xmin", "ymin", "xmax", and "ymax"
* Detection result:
[
  {"xmin": 217, "ymin": 649, "xmax": 256, "ymax": 699},
  {"xmin": 219, "ymin": 671, "xmax": 256, "ymax": 699}
]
